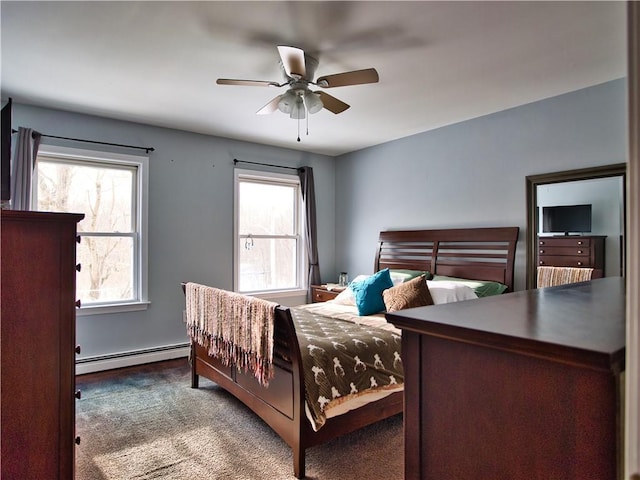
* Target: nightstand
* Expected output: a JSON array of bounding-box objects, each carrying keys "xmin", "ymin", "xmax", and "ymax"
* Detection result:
[{"xmin": 311, "ymin": 284, "xmax": 345, "ymax": 303}]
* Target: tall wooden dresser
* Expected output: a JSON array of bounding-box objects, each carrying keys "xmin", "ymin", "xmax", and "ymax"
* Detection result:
[
  {"xmin": 387, "ymin": 278, "xmax": 625, "ymax": 480},
  {"xmin": 1, "ymin": 210, "xmax": 84, "ymax": 479},
  {"xmin": 537, "ymin": 235, "xmax": 606, "ymax": 273}
]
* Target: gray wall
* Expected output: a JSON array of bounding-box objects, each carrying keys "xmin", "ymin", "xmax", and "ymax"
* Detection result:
[
  {"xmin": 334, "ymin": 79, "xmax": 627, "ymax": 291},
  {"xmin": 10, "ymin": 78, "xmax": 626, "ymax": 359},
  {"xmin": 12, "ymin": 104, "xmax": 336, "ymax": 360}
]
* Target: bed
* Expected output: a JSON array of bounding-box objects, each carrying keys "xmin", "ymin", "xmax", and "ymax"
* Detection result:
[{"xmin": 182, "ymin": 226, "xmax": 519, "ymax": 478}]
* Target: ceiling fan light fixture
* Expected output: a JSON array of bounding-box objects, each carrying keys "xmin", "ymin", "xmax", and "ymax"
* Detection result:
[
  {"xmin": 277, "ymin": 90, "xmax": 296, "ymax": 114},
  {"xmin": 304, "ymin": 91, "xmax": 323, "ymax": 114},
  {"xmin": 290, "ymin": 97, "xmax": 306, "ymax": 119},
  {"xmin": 217, "ymin": 46, "xmax": 376, "ymax": 132}
]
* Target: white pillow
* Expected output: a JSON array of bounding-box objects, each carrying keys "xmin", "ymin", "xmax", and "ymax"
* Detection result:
[
  {"xmin": 332, "ymin": 287, "xmax": 356, "ymax": 305},
  {"xmin": 426, "ymin": 280, "xmax": 478, "ymax": 304},
  {"xmin": 332, "ymin": 274, "xmax": 369, "ymax": 306}
]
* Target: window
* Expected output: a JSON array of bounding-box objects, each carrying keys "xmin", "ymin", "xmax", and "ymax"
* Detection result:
[
  {"xmin": 234, "ymin": 169, "xmax": 305, "ymax": 294},
  {"xmin": 34, "ymin": 145, "xmax": 149, "ymax": 314}
]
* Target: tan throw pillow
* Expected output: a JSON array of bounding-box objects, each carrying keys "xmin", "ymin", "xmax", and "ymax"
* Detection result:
[{"xmin": 383, "ymin": 274, "xmax": 434, "ymax": 312}]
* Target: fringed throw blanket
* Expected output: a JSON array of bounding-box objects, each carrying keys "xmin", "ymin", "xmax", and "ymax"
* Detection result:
[
  {"xmin": 289, "ymin": 307, "xmax": 404, "ymax": 431},
  {"xmin": 184, "ymin": 282, "xmax": 278, "ymax": 386},
  {"xmin": 537, "ymin": 266, "xmax": 594, "ymax": 288}
]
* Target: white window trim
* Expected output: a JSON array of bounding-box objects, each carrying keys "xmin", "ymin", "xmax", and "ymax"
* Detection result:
[
  {"xmin": 35, "ymin": 145, "xmax": 150, "ymax": 315},
  {"xmin": 233, "ymin": 168, "xmax": 307, "ymax": 297}
]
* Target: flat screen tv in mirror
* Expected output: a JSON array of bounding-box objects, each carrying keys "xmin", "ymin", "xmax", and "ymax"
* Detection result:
[{"xmin": 542, "ymin": 204, "xmax": 592, "ymax": 236}]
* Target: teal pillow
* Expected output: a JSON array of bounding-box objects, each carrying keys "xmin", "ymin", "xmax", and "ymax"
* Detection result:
[
  {"xmin": 350, "ymin": 268, "xmax": 394, "ymax": 315},
  {"xmin": 430, "ymin": 275, "xmax": 508, "ymax": 297}
]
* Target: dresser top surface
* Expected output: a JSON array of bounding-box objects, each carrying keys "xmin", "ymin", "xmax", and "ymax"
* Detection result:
[
  {"xmin": 1, "ymin": 209, "xmax": 84, "ymax": 223},
  {"xmin": 387, "ymin": 277, "xmax": 625, "ymax": 369}
]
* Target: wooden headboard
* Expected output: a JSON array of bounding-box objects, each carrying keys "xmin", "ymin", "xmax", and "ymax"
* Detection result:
[{"xmin": 375, "ymin": 227, "xmax": 520, "ymax": 292}]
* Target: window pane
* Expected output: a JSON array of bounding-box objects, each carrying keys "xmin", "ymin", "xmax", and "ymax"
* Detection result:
[
  {"xmin": 37, "ymin": 161, "xmax": 133, "ymax": 233},
  {"xmin": 76, "ymin": 236, "xmax": 134, "ymax": 303},
  {"xmin": 238, "ymin": 237, "xmax": 297, "ymax": 291},
  {"xmin": 238, "ymin": 181, "xmax": 295, "ymax": 235}
]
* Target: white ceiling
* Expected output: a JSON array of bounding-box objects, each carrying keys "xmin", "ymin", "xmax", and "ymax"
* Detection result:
[{"xmin": 0, "ymin": 1, "xmax": 627, "ymax": 156}]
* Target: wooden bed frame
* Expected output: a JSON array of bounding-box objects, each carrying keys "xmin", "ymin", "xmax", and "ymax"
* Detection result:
[{"xmin": 185, "ymin": 226, "xmax": 519, "ymax": 478}]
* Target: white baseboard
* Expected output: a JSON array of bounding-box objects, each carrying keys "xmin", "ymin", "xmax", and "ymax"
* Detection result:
[{"xmin": 75, "ymin": 343, "xmax": 190, "ymax": 375}]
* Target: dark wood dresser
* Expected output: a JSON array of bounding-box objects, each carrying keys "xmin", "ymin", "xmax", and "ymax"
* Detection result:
[
  {"xmin": 1, "ymin": 210, "xmax": 84, "ymax": 479},
  {"xmin": 537, "ymin": 235, "xmax": 606, "ymax": 273},
  {"xmin": 387, "ymin": 277, "xmax": 625, "ymax": 480}
]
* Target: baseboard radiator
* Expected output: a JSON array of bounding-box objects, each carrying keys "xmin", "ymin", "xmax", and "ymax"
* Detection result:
[{"xmin": 75, "ymin": 343, "xmax": 190, "ymax": 375}]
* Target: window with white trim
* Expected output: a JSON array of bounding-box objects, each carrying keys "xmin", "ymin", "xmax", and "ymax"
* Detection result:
[
  {"xmin": 34, "ymin": 145, "xmax": 149, "ymax": 314},
  {"xmin": 234, "ymin": 169, "xmax": 305, "ymax": 294}
]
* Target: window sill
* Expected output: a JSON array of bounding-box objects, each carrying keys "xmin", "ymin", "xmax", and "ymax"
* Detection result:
[
  {"xmin": 248, "ymin": 289, "xmax": 309, "ymax": 306},
  {"xmin": 76, "ymin": 301, "xmax": 151, "ymax": 317},
  {"xmin": 245, "ymin": 288, "xmax": 305, "ymax": 298}
]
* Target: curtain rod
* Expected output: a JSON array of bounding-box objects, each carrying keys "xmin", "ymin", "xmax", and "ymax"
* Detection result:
[
  {"xmin": 233, "ymin": 158, "xmax": 300, "ymax": 171},
  {"xmin": 12, "ymin": 128, "xmax": 155, "ymax": 154}
]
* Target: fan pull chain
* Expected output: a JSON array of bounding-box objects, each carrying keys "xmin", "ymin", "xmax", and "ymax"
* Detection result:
[{"xmin": 297, "ymin": 115, "xmax": 301, "ymax": 142}]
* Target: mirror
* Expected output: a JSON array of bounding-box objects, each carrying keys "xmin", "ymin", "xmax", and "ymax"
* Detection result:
[{"xmin": 525, "ymin": 164, "xmax": 626, "ymax": 289}]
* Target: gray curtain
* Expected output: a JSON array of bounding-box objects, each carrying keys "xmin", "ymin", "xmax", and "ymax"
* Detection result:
[
  {"xmin": 298, "ymin": 166, "xmax": 320, "ymax": 301},
  {"xmin": 10, "ymin": 127, "xmax": 41, "ymax": 210}
]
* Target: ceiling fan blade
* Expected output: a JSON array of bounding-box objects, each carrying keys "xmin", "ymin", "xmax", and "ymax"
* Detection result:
[
  {"xmin": 277, "ymin": 46, "xmax": 306, "ymax": 79},
  {"xmin": 217, "ymin": 78, "xmax": 280, "ymax": 87},
  {"xmin": 317, "ymin": 92, "xmax": 350, "ymax": 114},
  {"xmin": 256, "ymin": 95, "xmax": 282, "ymax": 115},
  {"xmin": 316, "ymin": 68, "xmax": 379, "ymax": 88}
]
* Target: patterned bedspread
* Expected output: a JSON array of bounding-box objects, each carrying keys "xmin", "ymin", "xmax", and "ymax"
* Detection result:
[{"xmin": 289, "ymin": 307, "xmax": 403, "ymax": 431}]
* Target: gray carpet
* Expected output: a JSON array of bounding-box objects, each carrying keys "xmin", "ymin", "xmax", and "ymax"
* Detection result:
[{"xmin": 76, "ymin": 359, "xmax": 403, "ymax": 479}]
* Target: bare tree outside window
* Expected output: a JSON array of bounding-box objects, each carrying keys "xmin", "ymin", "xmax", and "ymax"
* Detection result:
[
  {"xmin": 37, "ymin": 158, "xmax": 137, "ymax": 304},
  {"xmin": 236, "ymin": 173, "xmax": 303, "ymax": 293}
]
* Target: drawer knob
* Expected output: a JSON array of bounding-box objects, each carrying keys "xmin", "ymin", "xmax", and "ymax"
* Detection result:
[
  {"xmin": 75, "ymin": 390, "xmax": 82, "ymax": 400},
  {"xmin": 539, "ymin": 261, "xmax": 544, "ymax": 265},
  {"xmin": 577, "ymin": 241, "xmax": 583, "ymax": 245},
  {"xmin": 539, "ymin": 241, "xmax": 545, "ymax": 245},
  {"xmin": 577, "ymin": 250, "xmax": 583, "ymax": 254},
  {"xmin": 577, "ymin": 262, "xmax": 583, "ymax": 266},
  {"xmin": 539, "ymin": 249, "xmax": 544, "ymax": 254}
]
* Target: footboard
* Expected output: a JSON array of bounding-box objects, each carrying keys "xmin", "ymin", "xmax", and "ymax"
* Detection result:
[
  {"xmin": 183, "ymin": 285, "xmax": 402, "ymax": 478},
  {"xmin": 186, "ymin": 294, "xmax": 310, "ymax": 477},
  {"xmin": 191, "ymin": 305, "xmax": 302, "ymax": 418}
]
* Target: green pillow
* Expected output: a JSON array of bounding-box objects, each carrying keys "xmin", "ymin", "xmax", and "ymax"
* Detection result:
[
  {"xmin": 390, "ymin": 269, "xmax": 433, "ymax": 282},
  {"xmin": 430, "ymin": 275, "xmax": 507, "ymax": 297},
  {"xmin": 350, "ymin": 268, "xmax": 394, "ymax": 315}
]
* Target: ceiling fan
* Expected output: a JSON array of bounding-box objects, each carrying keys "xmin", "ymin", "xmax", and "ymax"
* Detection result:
[{"xmin": 216, "ymin": 46, "xmax": 379, "ymax": 125}]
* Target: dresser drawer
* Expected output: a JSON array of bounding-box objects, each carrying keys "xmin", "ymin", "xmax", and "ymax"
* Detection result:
[
  {"xmin": 311, "ymin": 286, "xmax": 341, "ymax": 303},
  {"xmin": 538, "ymin": 255, "xmax": 595, "ymax": 268},
  {"xmin": 538, "ymin": 237, "xmax": 591, "ymax": 248},
  {"xmin": 538, "ymin": 246, "xmax": 590, "ymax": 257}
]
